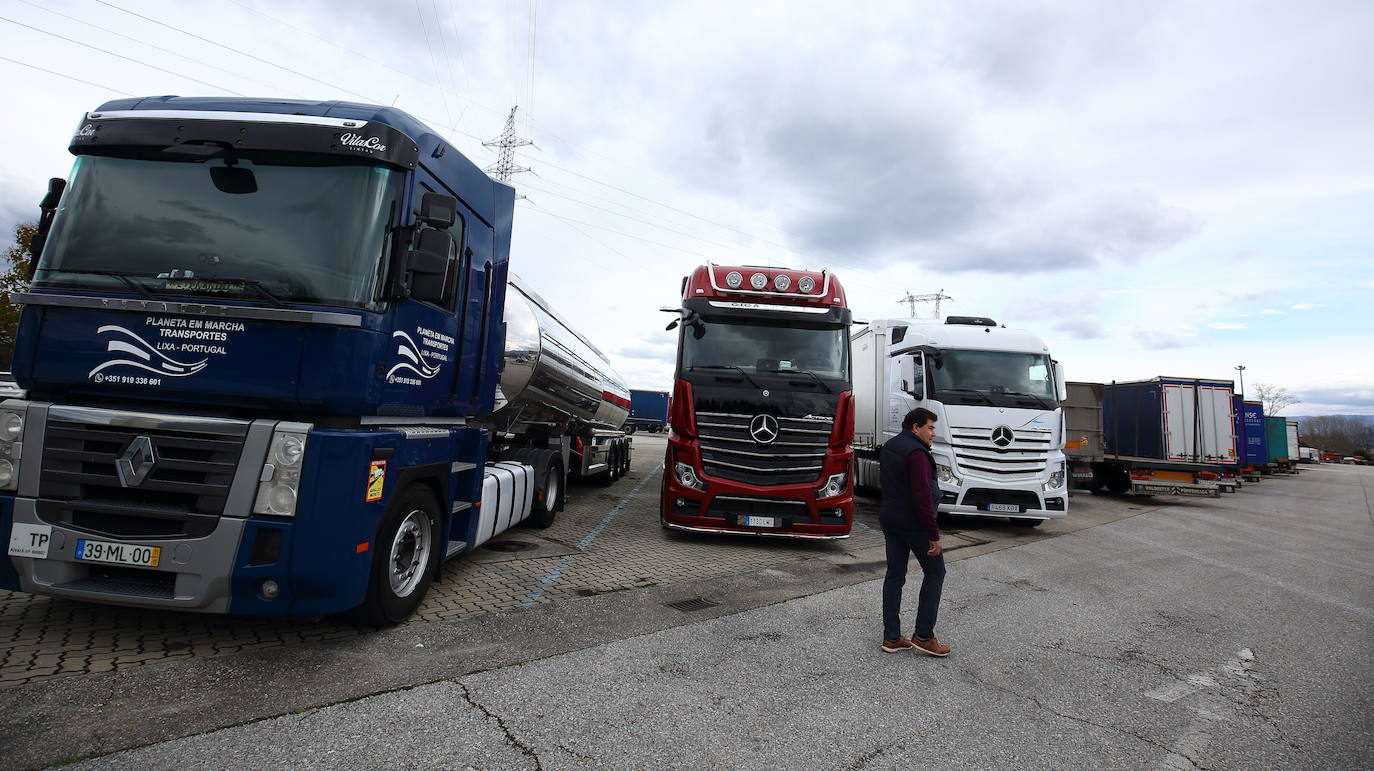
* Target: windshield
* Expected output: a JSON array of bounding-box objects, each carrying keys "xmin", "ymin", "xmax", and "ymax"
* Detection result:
[
  {"xmin": 681, "ymin": 317, "xmax": 850, "ymax": 381},
  {"xmin": 35, "ymin": 153, "xmax": 406, "ymax": 309},
  {"xmin": 929, "ymin": 348, "xmax": 1057, "ymax": 408}
]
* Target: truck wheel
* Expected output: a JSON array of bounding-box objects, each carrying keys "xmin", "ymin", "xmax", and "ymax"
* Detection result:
[
  {"xmin": 528, "ymin": 453, "xmax": 564, "ymax": 528},
  {"xmin": 618, "ymin": 438, "xmax": 632, "ymax": 477},
  {"xmin": 625, "ymin": 424, "xmax": 637, "ymax": 435},
  {"xmin": 358, "ymin": 486, "xmax": 439, "ymax": 625},
  {"xmin": 596, "ymin": 442, "xmax": 619, "ymax": 486},
  {"xmin": 1105, "ymin": 469, "xmax": 1131, "ymax": 495}
]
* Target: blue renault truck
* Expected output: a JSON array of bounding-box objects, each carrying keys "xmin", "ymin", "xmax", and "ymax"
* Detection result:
[{"xmin": 1, "ymin": 97, "xmax": 632, "ymax": 623}]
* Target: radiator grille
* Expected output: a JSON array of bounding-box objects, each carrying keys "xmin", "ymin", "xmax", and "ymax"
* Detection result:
[
  {"xmin": 948, "ymin": 426, "xmax": 1053, "ymax": 481},
  {"xmin": 42, "ymin": 416, "xmax": 248, "ymax": 521},
  {"xmin": 696, "ymin": 411, "xmax": 831, "ymax": 485}
]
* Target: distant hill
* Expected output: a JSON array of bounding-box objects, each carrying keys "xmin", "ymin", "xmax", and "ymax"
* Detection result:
[{"xmin": 1290, "ymin": 415, "xmax": 1374, "ymax": 425}]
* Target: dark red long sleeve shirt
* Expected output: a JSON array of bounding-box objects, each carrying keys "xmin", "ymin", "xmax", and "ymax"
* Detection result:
[{"xmin": 907, "ymin": 449, "xmax": 941, "ymax": 542}]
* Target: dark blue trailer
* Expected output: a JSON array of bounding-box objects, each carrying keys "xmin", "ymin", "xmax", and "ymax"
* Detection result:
[
  {"xmin": 624, "ymin": 389, "xmax": 669, "ymax": 434},
  {"xmin": 1086, "ymin": 378, "xmax": 1239, "ymax": 497},
  {"xmin": 1234, "ymin": 398, "xmax": 1267, "ymax": 480}
]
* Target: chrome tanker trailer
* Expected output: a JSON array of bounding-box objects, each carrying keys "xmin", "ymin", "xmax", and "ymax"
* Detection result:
[{"xmin": 485, "ymin": 275, "xmax": 633, "ymax": 490}]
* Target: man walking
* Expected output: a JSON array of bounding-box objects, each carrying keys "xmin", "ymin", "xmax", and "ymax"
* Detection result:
[{"xmin": 878, "ymin": 407, "xmax": 950, "ymax": 656}]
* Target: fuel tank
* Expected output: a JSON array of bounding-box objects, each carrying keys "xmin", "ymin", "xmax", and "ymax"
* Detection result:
[{"xmin": 492, "ymin": 275, "xmax": 630, "ymax": 430}]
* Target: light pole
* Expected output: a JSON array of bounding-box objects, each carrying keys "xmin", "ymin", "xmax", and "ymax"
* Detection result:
[{"xmin": 1235, "ymin": 365, "xmax": 1246, "ymax": 397}]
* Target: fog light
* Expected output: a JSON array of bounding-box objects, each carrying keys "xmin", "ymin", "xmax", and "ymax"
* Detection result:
[
  {"xmin": 725, "ymin": 271, "xmax": 743, "ymax": 289},
  {"xmin": 798, "ymin": 276, "xmax": 816, "ymax": 293},
  {"xmin": 260, "ymin": 579, "xmax": 280, "ymax": 600},
  {"xmin": 267, "ymin": 484, "xmax": 297, "ymax": 516},
  {"xmin": 750, "ymin": 272, "xmax": 768, "ymax": 289},
  {"xmin": 773, "ymin": 274, "xmax": 791, "ymax": 291},
  {"xmin": 675, "ymin": 497, "xmax": 686, "ymax": 507},
  {"xmin": 0, "ymin": 458, "xmax": 13, "ymax": 488}
]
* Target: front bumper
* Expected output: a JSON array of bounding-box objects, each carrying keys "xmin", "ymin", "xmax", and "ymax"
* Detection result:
[
  {"xmin": 938, "ymin": 485, "xmax": 1069, "ymax": 520},
  {"xmin": 661, "ymin": 444, "xmax": 853, "ymax": 538}
]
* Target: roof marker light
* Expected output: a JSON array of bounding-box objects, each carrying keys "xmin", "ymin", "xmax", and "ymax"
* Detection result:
[
  {"xmin": 725, "ymin": 271, "xmax": 743, "ymax": 289},
  {"xmin": 773, "ymin": 274, "xmax": 791, "ymax": 291},
  {"xmin": 750, "ymin": 273, "xmax": 768, "ymax": 289}
]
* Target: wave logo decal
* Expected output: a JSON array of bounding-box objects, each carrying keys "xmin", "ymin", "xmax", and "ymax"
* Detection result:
[
  {"xmin": 385, "ymin": 331, "xmax": 443, "ymax": 385},
  {"xmin": 88, "ymin": 325, "xmax": 209, "ymax": 379}
]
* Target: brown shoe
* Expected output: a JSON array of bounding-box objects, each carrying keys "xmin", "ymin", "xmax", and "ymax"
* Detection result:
[
  {"xmin": 911, "ymin": 636, "xmax": 951, "ymax": 657},
  {"xmin": 881, "ymin": 637, "xmax": 914, "ymax": 653}
]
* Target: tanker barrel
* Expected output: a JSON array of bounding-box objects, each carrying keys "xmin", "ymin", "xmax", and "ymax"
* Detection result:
[{"xmin": 494, "ymin": 275, "xmax": 630, "ymax": 430}]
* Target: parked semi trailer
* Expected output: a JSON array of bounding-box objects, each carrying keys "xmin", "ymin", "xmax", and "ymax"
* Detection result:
[
  {"xmin": 1234, "ymin": 398, "xmax": 1267, "ymax": 481},
  {"xmin": 660, "ymin": 264, "xmax": 855, "ymax": 539},
  {"xmin": 1265, "ymin": 416, "xmax": 1297, "ymax": 473},
  {"xmin": 2, "ymin": 97, "xmax": 632, "ymax": 624},
  {"xmin": 623, "ymin": 389, "xmax": 669, "ymax": 434},
  {"xmin": 1066, "ymin": 378, "xmax": 1237, "ymax": 498},
  {"xmin": 852, "ymin": 317, "xmax": 1068, "ymax": 527}
]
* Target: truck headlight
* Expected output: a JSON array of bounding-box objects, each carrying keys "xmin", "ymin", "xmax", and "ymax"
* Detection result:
[
  {"xmin": 816, "ymin": 472, "xmax": 847, "ymax": 499},
  {"xmin": 936, "ymin": 463, "xmax": 957, "ymax": 485},
  {"xmin": 1047, "ymin": 463, "xmax": 1066, "ymax": 490},
  {"xmin": 674, "ymin": 462, "xmax": 705, "ymax": 491},
  {"xmin": 254, "ymin": 423, "xmax": 311, "ymax": 517},
  {"xmin": 0, "ymin": 406, "xmax": 26, "ymax": 491}
]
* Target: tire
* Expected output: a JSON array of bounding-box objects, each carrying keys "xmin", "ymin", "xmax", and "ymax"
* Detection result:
[
  {"xmin": 357, "ymin": 486, "xmax": 440, "ymax": 625},
  {"xmin": 499, "ymin": 448, "xmax": 564, "ymax": 528},
  {"xmin": 1105, "ymin": 468, "xmax": 1131, "ymax": 495},
  {"xmin": 595, "ymin": 441, "xmax": 619, "ymax": 486},
  {"xmin": 624, "ymin": 424, "xmax": 637, "ymax": 435},
  {"xmin": 1009, "ymin": 517, "xmax": 1044, "ymax": 527},
  {"xmin": 617, "ymin": 437, "xmax": 632, "ymax": 478}
]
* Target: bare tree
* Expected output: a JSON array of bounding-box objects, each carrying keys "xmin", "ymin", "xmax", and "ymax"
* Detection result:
[{"xmin": 1254, "ymin": 382, "xmax": 1300, "ymax": 416}]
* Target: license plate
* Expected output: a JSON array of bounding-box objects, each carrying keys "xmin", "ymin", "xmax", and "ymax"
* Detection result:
[
  {"xmin": 985, "ymin": 503, "xmax": 1020, "ymax": 513},
  {"xmin": 74, "ymin": 538, "xmax": 161, "ymax": 568},
  {"xmin": 740, "ymin": 515, "xmax": 778, "ymax": 528}
]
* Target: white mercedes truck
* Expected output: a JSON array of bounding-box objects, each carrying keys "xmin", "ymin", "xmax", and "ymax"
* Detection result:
[{"xmin": 851, "ymin": 316, "xmax": 1068, "ymax": 526}]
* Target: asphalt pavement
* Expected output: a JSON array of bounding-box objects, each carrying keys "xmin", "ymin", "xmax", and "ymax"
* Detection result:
[{"xmin": 26, "ymin": 463, "xmax": 1371, "ymax": 770}]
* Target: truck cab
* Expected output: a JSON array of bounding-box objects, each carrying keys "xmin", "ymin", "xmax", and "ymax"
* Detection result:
[
  {"xmin": 661, "ymin": 264, "xmax": 854, "ymax": 539},
  {"xmin": 852, "ymin": 317, "xmax": 1068, "ymax": 525}
]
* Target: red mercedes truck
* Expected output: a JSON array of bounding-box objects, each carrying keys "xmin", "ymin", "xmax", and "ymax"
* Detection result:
[{"xmin": 660, "ymin": 264, "xmax": 854, "ymax": 539}]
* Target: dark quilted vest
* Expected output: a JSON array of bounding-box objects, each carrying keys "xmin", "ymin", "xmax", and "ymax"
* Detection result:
[{"xmin": 878, "ymin": 429, "xmax": 940, "ymax": 533}]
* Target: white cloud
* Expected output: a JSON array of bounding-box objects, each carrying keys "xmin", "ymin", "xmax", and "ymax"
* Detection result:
[
  {"xmin": 1209, "ymin": 322, "xmax": 1248, "ymax": 329},
  {"xmin": 1290, "ymin": 303, "xmax": 1316, "ymax": 310},
  {"xmin": 1260, "ymin": 309, "xmax": 1283, "ymax": 315}
]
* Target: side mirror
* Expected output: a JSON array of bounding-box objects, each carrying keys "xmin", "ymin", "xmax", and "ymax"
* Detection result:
[
  {"xmin": 27, "ymin": 177, "xmax": 67, "ymax": 275},
  {"xmin": 899, "ymin": 354, "xmax": 925, "ymax": 399},
  {"xmin": 417, "ymin": 192, "xmax": 458, "ymax": 230},
  {"xmin": 408, "ymin": 229, "xmax": 452, "ymax": 303},
  {"xmin": 1053, "ymin": 360, "xmax": 1067, "ymax": 402}
]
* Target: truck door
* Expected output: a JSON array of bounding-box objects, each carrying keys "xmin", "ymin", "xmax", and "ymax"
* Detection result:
[{"xmin": 884, "ymin": 352, "xmax": 923, "ymax": 436}]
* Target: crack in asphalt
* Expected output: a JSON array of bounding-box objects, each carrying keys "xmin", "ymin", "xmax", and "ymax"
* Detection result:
[
  {"xmin": 846, "ymin": 739, "xmax": 904, "ymax": 770},
  {"xmin": 457, "ymin": 681, "xmax": 544, "ymax": 770},
  {"xmin": 958, "ymin": 668, "xmax": 1211, "ymax": 770}
]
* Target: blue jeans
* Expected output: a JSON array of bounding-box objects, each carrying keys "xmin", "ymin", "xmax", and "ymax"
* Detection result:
[{"xmin": 882, "ymin": 529, "xmax": 946, "ymax": 642}]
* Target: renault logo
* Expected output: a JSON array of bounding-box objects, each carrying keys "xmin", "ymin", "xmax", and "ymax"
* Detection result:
[
  {"xmin": 749, "ymin": 414, "xmax": 779, "ymax": 445},
  {"xmin": 991, "ymin": 426, "xmax": 1015, "ymax": 447},
  {"xmin": 116, "ymin": 435, "xmax": 158, "ymax": 487}
]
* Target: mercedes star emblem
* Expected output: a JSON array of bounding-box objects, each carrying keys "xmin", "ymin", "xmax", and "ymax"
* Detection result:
[
  {"xmin": 749, "ymin": 414, "xmax": 780, "ymax": 445},
  {"xmin": 991, "ymin": 425, "xmax": 1015, "ymax": 448}
]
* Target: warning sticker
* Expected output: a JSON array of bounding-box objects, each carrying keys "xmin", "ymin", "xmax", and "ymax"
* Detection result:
[{"xmin": 366, "ymin": 460, "xmax": 386, "ymax": 502}]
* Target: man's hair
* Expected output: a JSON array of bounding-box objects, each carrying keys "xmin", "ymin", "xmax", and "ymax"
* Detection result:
[{"xmin": 902, "ymin": 407, "xmax": 938, "ymax": 431}]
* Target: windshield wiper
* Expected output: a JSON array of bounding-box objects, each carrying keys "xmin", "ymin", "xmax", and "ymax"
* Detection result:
[
  {"xmin": 688, "ymin": 365, "xmax": 762, "ymax": 390},
  {"xmin": 766, "ymin": 367, "xmax": 832, "ymax": 393},
  {"xmin": 939, "ymin": 388, "xmax": 995, "ymax": 405},
  {"xmin": 1000, "ymin": 390, "xmax": 1052, "ymax": 409},
  {"xmin": 38, "ymin": 268, "xmax": 159, "ymax": 300},
  {"xmin": 198, "ymin": 277, "xmax": 290, "ymax": 309}
]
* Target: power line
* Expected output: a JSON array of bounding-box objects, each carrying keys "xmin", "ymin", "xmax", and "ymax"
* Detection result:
[
  {"xmin": 517, "ymin": 204, "xmax": 721, "ymax": 262},
  {"xmin": 0, "ymin": 55, "xmax": 135, "ymax": 97},
  {"xmin": 17, "ymin": 0, "xmax": 295, "ymax": 98},
  {"xmin": 0, "ymin": 15, "xmax": 246, "ymax": 95},
  {"xmin": 414, "ymin": 0, "xmax": 456, "ymax": 137},
  {"xmin": 92, "ymin": 0, "xmax": 375, "ymax": 102},
  {"xmin": 518, "ymin": 181, "xmax": 767, "ymax": 262}
]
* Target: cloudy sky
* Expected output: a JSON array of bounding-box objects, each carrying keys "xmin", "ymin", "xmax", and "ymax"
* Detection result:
[{"xmin": 2, "ymin": 0, "xmax": 1370, "ymax": 414}]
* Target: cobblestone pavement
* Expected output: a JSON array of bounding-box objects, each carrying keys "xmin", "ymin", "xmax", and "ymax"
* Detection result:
[{"xmin": 4, "ymin": 436, "xmax": 912, "ymax": 688}]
